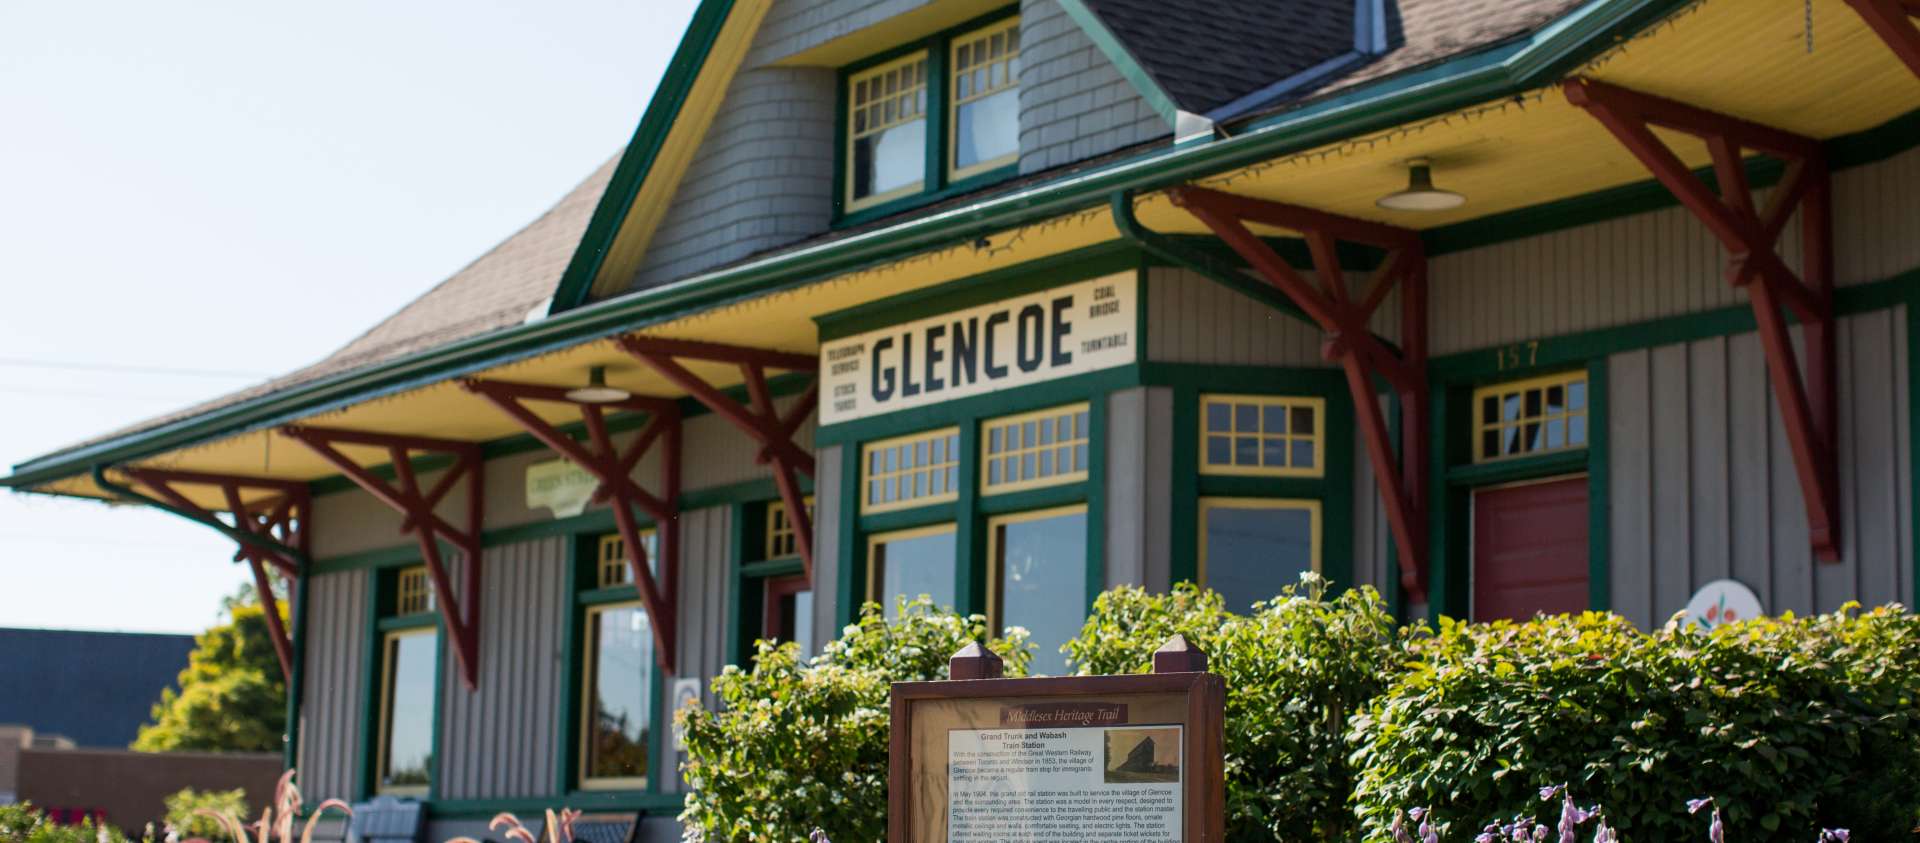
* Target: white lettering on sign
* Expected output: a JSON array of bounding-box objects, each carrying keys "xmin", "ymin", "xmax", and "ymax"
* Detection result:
[
  {"xmin": 818, "ymin": 273, "xmax": 1137, "ymax": 425},
  {"xmin": 947, "ymin": 725, "xmax": 1182, "ymax": 842}
]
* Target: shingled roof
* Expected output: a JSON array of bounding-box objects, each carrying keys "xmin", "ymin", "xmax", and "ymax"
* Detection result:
[{"xmin": 1081, "ymin": 0, "xmax": 1359, "ymax": 116}]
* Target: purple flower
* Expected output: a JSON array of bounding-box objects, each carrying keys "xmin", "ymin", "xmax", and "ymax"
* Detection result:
[
  {"xmin": 1819, "ymin": 831, "xmax": 1850, "ymax": 843},
  {"xmin": 1410, "ymin": 807, "xmax": 1427, "ymax": 822},
  {"xmin": 1686, "ymin": 797, "xmax": 1714, "ymax": 815},
  {"xmin": 1392, "ymin": 810, "xmax": 1414, "ymax": 843},
  {"xmin": 1539, "ymin": 784, "xmax": 1566, "ymax": 802},
  {"xmin": 1708, "ymin": 809, "xmax": 1724, "ymax": 843}
]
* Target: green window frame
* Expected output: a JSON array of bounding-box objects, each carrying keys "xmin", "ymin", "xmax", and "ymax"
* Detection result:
[
  {"xmin": 561, "ymin": 531, "xmax": 665, "ymax": 799},
  {"xmin": 734, "ymin": 498, "xmax": 817, "ymax": 667},
  {"xmin": 362, "ymin": 563, "xmax": 442, "ymax": 800},
  {"xmin": 835, "ymin": 7, "xmax": 1022, "ymax": 224}
]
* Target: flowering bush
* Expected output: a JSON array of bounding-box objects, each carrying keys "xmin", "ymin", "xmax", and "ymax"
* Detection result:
[
  {"xmin": 1064, "ymin": 576, "xmax": 1406, "ymax": 840},
  {"xmin": 0, "ymin": 803, "xmax": 130, "ymax": 843},
  {"xmin": 1349, "ymin": 605, "xmax": 1920, "ymax": 841},
  {"xmin": 676, "ymin": 597, "xmax": 1030, "ymax": 843}
]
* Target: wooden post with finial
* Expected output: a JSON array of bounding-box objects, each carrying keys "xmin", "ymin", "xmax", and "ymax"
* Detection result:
[
  {"xmin": 1152, "ymin": 633, "xmax": 1208, "ymax": 673},
  {"xmin": 948, "ymin": 641, "xmax": 1004, "ymax": 680}
]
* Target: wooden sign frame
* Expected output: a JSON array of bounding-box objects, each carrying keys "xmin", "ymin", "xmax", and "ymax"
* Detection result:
[{"xmin": 887, "ymin": 643, "xmax": 1225, "ymax": 842}]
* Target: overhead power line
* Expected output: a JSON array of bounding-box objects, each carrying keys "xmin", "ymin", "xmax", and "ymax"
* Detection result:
[{"xmin": 0, "ymin": 356, "xmax": 271, "ymax": 379}]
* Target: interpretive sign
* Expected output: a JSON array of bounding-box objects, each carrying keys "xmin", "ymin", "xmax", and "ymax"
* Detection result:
[
  {"xmin": 818, "ymin": 272, "xmax": 1138, "ymax": 425},
  {"xmin": 889, "ymin": 639, "xmax": 1224, "ymax": 842}
]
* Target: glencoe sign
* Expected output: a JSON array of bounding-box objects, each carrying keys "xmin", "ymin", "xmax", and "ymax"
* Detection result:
[
  {"xmin": 820, "ymin": 273, "xmax": 1137, "ymax": 424},
  {"xmin": 889, "ymin": 637, "xmax": 1225, "ymax": 842}
]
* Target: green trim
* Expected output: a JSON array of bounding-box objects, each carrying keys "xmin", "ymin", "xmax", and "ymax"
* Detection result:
[
  {"xmin": 1085, "ymin": 393, "xmax": 1108, "ymax": 616},
  {"xmin": 554, "ymin": 534, "xmax": 584, "ymax": 797},
  {"xmin": 377, "ymin": 612, "xmax": 440, "ymax": 632},
  {"xmin": 1587, "ymin": 358, "xmax": 1611, "ymax": 613},
  {"xmin": 831, "ymin": 6, "xmax": 1022, "ymax": 226},
  {"xmin": 426, "ymin": 614, "xmax": 448, "ymax": 801},
  {"xmin": 835, "ymin": 443, "xmax": 863, "ymax": 627},
  {"xmin": 578, "ymin": 585, "xmax": 649, "ymax": 606},
  {"xmin": 1444, "ymin": 449, "xmax": 1589, "ymax": 487},
  {"xmin": 726, "ymin": 501, "xmax": 748, "ymax": 666},
  {"xmin": 1052, "ymin": 0, "xmax": 1179, "ymax": 124},
  {"xmin": 1111, "ymin": 191, "xmax": 1312, "ymax": 326},
  {"xmin": 814, "ymin": 241, "xmax": 1143, "ymax": 340},
  {"xmin": 1910, "ymin": 300, "xmax": 1920, "ymax": 610},
  {"xmin": 284, "ymin": 570, "xmax": 310, "ymax": 772},
  {"xmin": 550, "ymin": 0, "xmax": 739, "ymax": 312},
  {"xmin": 740, "ymin": 557, "xmax": 804, "ymax": 578}
]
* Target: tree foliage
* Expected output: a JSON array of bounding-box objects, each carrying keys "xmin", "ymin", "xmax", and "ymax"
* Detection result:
[
  {"xmin": 133, "ymin": 585, "xmax": 287, "ymax": 753},
  {"xmin": 677, "ymin": 597, "xmax": 1031, "ymax": 843}
]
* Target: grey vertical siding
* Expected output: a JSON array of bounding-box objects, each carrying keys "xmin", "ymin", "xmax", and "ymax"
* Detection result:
[
  {"xmin": 1606, "ymin": 307, "xmax": 1912, "ymax": 627},
  {"xmin": 1145, "ymin": 268, "xmax": 1352, "ymax": 366},
  {"xmin": 1833, "ymin": 144, "xmax": 1920, "ymax": 285},
  {"xmin": 811, "ymin": 444, "xmax": 845, "ymax": 652},
  {"xmin": 1350, "ymin": 407, "xmax": 1395, "ymax": 597},
  {"xmin": 298, "ymin": 571, "xmax": 367, "ymax": 803},
  {"xmin": 660, "ymin": 505, "xmax": 733, "ymax": 793},
  {"xmin": 436, "ymin": 539, "xmax": 566, "ymax": 800},
  {"xmin": 1105, "ymin": 387, "xmax": 1173, "ymax": 591},
  {"xmin": 1017, "ymin": 0, "xmax": 1167, "ymax": 174}
]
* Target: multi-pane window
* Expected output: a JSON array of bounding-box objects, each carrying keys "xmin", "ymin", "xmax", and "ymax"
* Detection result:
[
  {"xmin": 580, "ymin": 601, "xmax": 652, "ymax": 790},
  {"xmin": 1473, "ymin": 372, "xmax": 1589, "ymax": 462},
  {"xmin": 375, "ymin": 627, "xmax": 436, "ymax": 795},
  {"xmin": 1200, "ymin": 395, "xmax": 1324, "ymax": 477},
  {"xmin": 1198, "ymin": 498, "xmax": 1320, "ymax": 612},
  {"xmin": 766, "ymin": 497, "xmax": 814, "ymax": 559},
  {"xmin": 949, "ymin": 19, "xmax": 1021, "ymax": 179},
  {"xmin": 846, "ymin": 54, "xmax": 929, "ymax": 211},
  {"xmin": 862, "ymin": 428, "xmax": 960, "ymax": 513},
  {"xmin": 987, "ymin": 506, "xmax": 1086, "ymax": 676},
  {"xmin": 867, "ymin": 524, "xmax": 958, "ymax": 615},
  {"xmin": 982, "ymin": 404, "xmax": 1090, "ymax": 494},
  {"xmin": 394, "ymin": 566, "xmax": 435, "ymax": 615},
  {"xmin": 597, "ymin": 530, "xmax": 659, "ymax": 588}
]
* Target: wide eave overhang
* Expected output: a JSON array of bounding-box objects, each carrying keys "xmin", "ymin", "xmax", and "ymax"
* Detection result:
[{"xmin": 9, "ymin": 0, "xmax": 1917, "ymax": 500}]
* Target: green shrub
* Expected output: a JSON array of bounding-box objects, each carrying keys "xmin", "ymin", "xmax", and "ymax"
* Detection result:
[
  {"xmin": 1064, "ymin": 576, "xmax": 1405, "ymax": 841},
  {"xmin": 1348, "ymin": 605, "xmax": 1920, "ymax": 841},
  {"xmin": 161, "ymin": 787, "xmax": 249, "ymax": 841},
  {"xmin": 676, "ymin": 597, "xmax": 1031, "ymax": 843},
  {"xmin": 0, "ymin": 803, "xmax": 130, "ymax": 843}
]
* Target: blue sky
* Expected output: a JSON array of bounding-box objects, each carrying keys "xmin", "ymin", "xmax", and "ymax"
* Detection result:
[{"xmin": 0, "ymin": 0, "xmax": 698, "ymax": 633}]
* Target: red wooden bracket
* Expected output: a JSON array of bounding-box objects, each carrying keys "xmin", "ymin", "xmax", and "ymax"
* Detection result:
[
  {"xmin": 122, "ymin": 467, "xmax": 309, "ymax": 680},
  {"xmin": 1166, "ymin": 186, "xmax": 1430, "ymax": 599},
  {"xmin": 1565, "ymin": 77, "xmax": 1840, "ymax": 561},
  {"xmin": 280, "ymin": 425, "xmax": 489, "ymax": 688},
  {"xmin": 615, "ymin": 335, "xmax": 820, "ymax": 583},
  {"xmin": 1844, "ymin": 0, "xmax": 1920, "ymax": 81},
  {"xmin": 462, "ymin": 379, "xmax": 683, "ymax": 673}
]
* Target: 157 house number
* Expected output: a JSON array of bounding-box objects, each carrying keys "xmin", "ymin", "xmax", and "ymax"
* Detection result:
[{"xmin": 1494, "ymin": 340, "xmax": 1541, "ymax": 371}]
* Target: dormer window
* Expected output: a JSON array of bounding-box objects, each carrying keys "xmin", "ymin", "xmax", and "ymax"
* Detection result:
[{"xmin": 839, "ymin": 12, "xmax": 1021, "ymax": 220}]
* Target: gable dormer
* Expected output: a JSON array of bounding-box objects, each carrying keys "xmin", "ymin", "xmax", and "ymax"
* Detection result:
[{"xmin": 562, "ymin": 0, "xmax": 1377, "ymax": 308}]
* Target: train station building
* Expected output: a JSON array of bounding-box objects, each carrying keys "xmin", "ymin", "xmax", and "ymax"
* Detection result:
[{"xmin": 7, "ymin": 0, "xmax": 1920, "ymax": 837}]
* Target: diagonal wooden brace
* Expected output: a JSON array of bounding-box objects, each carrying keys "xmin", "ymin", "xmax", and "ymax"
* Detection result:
[
  {"xmin": 1167, "ymin": 186, "xmax": 1430, "ymax": 599},
  {"xmin": 1844, "ymin": 0, "xmax": 1920, "ymax": 81},
  {"xmin": 616, "ymin": 335, "xmax": 820, "ymax": 583},
  {"xmin": 121, "ymin": 467, "xmax": 309, "ymax": 680},
  {"xmin": 462, "ymin": 378, "xmax": 683, "ymax": 673},
  {"xmin": 1565, "ymin": 78, "xmax": 1840, "ymax": 561},
  {"xmin": 280, "ymin": 425, "xmax": 489, "ymax": 688}
]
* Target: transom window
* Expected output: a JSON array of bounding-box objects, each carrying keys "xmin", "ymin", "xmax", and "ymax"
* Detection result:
[
  {"xmin": 394, "ymin": 565, "xmax": 435, "ymax": 615},
  {"xmin": 949, "ymin": 19, "xmax": 1021, "ymax": 179},
  {"xmin": 766, "ymin": 497, "xmax": 814, "ymax": 559},
  {"xmin": 1473, "ymin": 371, "xmax": 1589, "ymax": 462},
  {"xmin": 597, "ymin": 530, "xmax": 659, "ymax": 588},
  {"xmin": 846, "ymin": 54, "xmax": 929, "ymax": 211},
  {"xmin": 840, "ymin": 15, "xmax": 1021, "ymax": 218},
  {"xmin": 862, "ymin": 428, "xmax": 960, "ymax": 513},
  {"xmin": 1200, "ymin": 395, "xmax": 1324, "ymax": 477},
  {"xmin": 982, "ymin": 403, "xmax": 1090, "ymax": 494}
]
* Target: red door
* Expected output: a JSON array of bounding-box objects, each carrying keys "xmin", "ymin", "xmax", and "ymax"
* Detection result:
[{"xmin": 1472, "ymin": 475, "xmax": 1590, "ymax": 622}]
